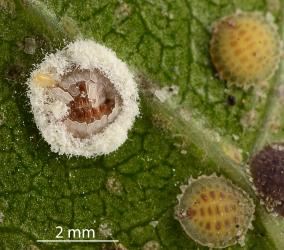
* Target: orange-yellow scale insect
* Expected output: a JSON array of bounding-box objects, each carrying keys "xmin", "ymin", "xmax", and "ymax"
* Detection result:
[
  {"xmin": 210, "ymin": 12, "xmax": 281, "ymax": 87},
  {"xmin": 175, "ymin": 175, "xmax": 255, "ymax": 248}
]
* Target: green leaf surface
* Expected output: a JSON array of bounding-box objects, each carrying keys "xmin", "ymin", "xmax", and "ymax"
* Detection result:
[{"xmin": 0, "ymin": 0, "xmax": 284, "ymax": 249}]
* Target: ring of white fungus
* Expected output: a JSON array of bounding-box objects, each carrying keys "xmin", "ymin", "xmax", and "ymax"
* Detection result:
[{"xmin": 27, "ymin": 39, "xmax": 139, "ymax": 157}]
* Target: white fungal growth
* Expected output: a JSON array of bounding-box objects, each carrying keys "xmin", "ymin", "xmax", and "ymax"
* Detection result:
[
  {"xmin": 154, "ymin": 85, "xmax": 179, "ymax": 103},
  {"xmin": 98, "ymin": 222, "xmax": 112, "ymax": 237},
  {"xmin": 27, "ymin": 39, "xmax": 139, "ymax": 157}
]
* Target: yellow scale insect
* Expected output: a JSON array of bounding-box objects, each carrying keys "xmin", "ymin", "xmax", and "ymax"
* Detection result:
[
  {"xmin": 210, "ymin": 12, "xmax": 281, "ymax": 87},
  {"xmin": 175, "ymin": 175, "xmax": 255, "ymax": 248}
]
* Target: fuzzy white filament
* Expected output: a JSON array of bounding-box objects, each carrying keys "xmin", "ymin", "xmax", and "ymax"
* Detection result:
[{"xmin": 27, "ymin": 39, "xmax": 139, "ymax": 157}]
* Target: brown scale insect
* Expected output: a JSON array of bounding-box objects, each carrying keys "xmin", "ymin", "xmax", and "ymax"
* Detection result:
[{"xmin": 250, "ymin": 144, "xmax": 284, "ymax": 216}]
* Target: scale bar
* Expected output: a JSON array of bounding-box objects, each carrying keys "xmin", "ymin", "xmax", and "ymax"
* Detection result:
[{"xmin": 37, "ymin": 240, "xmax": 119, "ymax": 243}]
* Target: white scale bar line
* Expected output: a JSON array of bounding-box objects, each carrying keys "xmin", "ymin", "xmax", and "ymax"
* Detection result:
[{"xmin": 37, "ymin": 240, "xmax": 119, "ymax": 243}]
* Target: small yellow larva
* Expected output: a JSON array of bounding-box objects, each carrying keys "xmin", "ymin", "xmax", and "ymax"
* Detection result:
[{"xmin": 33, "ymin": 73, "xmax": 57, "ymax": 88}]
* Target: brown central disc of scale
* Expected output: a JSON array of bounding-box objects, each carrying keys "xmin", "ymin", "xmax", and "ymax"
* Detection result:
[
  {"xmin": 68, "ymin": 80, "xmax": 115, "ymax": 124},
  {"xmin": 49, "ymin": 69, "xmax": 122, "ymax": 138}
]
